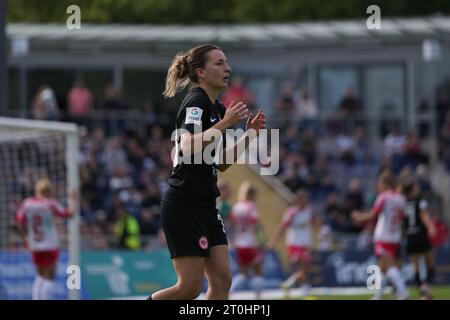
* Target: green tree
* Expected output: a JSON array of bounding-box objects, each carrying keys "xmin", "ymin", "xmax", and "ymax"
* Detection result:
[{"xmin": 7, "ymin": 0, "xmax": 450, "ymax": 24}]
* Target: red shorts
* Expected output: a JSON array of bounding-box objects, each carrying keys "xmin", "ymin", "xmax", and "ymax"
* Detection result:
[
  {"xmin": 31, "ymin": 249, "xmax": 59, "ymax": 268},
  {"xmin": 235, "ymin": 247, "xmax": 263, "ymax": 266},
  {"xmin": 288, "ymin": 245, "xmax": 311, "ymax": 264},
  {"xmin": 374, "ymin": 242, "xmax": 400, "ymax": 258}
]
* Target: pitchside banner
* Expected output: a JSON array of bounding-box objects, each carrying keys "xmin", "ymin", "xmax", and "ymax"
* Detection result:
[
  {"xmin": 80, "ymin": 249, "xmax": 177, "ymax": 299},
  {"xmin": 309, "ymin": 246, "xmax": 450, "ymax": 287},
  {"xmin": 0, "ymin": 251, "xmax": 69, "ymax": 300},
  {"xmin": 2, "ymin": 247, "xmax": 449, "ymax": 299}
]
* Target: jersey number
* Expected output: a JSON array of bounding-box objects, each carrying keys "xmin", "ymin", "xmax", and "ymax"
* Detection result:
[{"xmin": 32, "ymin": 215, "xmax": 44, "ymax": 242}]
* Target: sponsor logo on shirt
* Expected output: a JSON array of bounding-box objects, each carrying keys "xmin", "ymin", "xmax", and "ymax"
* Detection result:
[{"xmin": 185, "ymin": 107, "xmax": 203, "ymax": 126}]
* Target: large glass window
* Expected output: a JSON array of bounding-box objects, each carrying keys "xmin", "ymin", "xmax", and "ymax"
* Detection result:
[
  {"xmin": 123, "ymin": 70, "xmax": 166, "ymax": 110},
  {"xmin": 318, "ymin": 64, "xmax": 406, "ymax": 137},
  {"xmin": 364, "ymin": 65, "xmax": 405, "ymax": 116},
  {"xmin": 364, "ymin": 65, "xmax": 405, "ymax": 135},
  {"xmin": 7, "ymin": 68, "xmax": 19, "ymax": 114},
  {"xmin": 318, "ymin": 67, "xmax": 360, "ymax": 115}
]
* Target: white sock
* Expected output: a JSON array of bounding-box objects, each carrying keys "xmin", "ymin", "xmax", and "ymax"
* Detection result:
[
  {"xmin": 251, "ymin": 276, "xmax": 264, "ymax": 290},
  {"xmin": 250, "ymin": 276, "xmax": 265, "ymax": 298},
  {"xmin": 386, "ymin": 267, "xmax": 407, "ymax": 297},
  {"xmin": 32, "ymin": 276, "xmax": 44, "ymax": 300},
  {"xmin": 374, "ymin": 274, "xmax": 387, "ymax": 299},
  {"xmin": 231, "ymin": 273, "xmax": 248, "ymax": 292},
  {"xmin": 41, "ymin": 278, "xmax": 55, "ymax": 300},
  {"xmin": 283, "ymin": 274, "xmax": 298, "ymax": 288}
]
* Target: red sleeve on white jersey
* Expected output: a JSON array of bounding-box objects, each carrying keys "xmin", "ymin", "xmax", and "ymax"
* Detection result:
[
  {"xmin": 231, "ymin": 202, "xmax": 259, "ymax": 225},
  {"xmin": 248, "ymin": 202, "xmax": 259, "ymax": 225},
  {"xmin": 372, "ymin": 194, "xmax": 386, "ymax": 216},
  {"xmin": 49, "ymin": 199, "xmax": 69, "ymax": 217},
  {"xmin": 16, "ymin": 200, "xmax": 27, "ymax": 225},
  {"xmin": 282, "ymin": 207, "xmax": 295, "ymax": 228},
  {"xmin": 231, "ymin": 204, "xmax": 238, "ymax": 222}
]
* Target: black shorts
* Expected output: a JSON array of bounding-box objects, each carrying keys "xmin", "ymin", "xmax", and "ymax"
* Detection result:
[
  {"xmin": 406, "ymin": 233, "xmax": 432, "ymax": 255},
  {"xmin": 160, "ymin": 199, "xmax": 228, "ymax": 259}
]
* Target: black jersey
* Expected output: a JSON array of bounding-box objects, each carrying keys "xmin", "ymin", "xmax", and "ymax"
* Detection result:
[
  {"xmin": 404, "ymin": 196, "xmax": 429, "ymax": 237},
  {"xmin": 167, "ymin": 87, "xmax": 226, "ymax": 206}
]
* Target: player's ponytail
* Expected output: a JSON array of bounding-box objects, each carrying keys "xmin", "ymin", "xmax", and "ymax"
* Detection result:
[
  {"xmin": 163, "ymin": 53, "xmax": 190, "ymax": 98},
  {"xmin": 163, "ymin": 44, "xmax": 221, "ymax": 98}
]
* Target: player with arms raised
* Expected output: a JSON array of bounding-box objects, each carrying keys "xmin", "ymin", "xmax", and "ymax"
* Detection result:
[{"xmin": 352, "ymin": 171, "xmax": 409, "ymax": 300}]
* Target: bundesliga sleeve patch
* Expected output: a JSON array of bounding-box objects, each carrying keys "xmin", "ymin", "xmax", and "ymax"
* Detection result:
[
  {"xmin": 419, "ymin": 199, "xmax": 428, "ymax": 211},
  {"xmin": 185, "ymin": 107, "xmax": 203, "ymax": 126}
]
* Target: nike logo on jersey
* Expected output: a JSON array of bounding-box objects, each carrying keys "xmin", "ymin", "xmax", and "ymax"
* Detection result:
[{"xmin": 210, "ymin": 117, "xmax": 217, "ymax": 122}]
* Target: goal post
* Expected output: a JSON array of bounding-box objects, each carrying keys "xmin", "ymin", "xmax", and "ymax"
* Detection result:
[{"xmin": 0, "ymin": 117, "xmax": 80, "ymax": 300}]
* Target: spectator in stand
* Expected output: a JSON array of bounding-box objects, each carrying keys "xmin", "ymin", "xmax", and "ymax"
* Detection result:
[
  {"xmin": 342, "ymin": 178, "xmax": 365, "ymax": 233},
  {"xmin": 336, "ymin": 129, "xmax": 356, "ymax": 167},
  {"xmin": 315, "ymin": 215, "xmax": 333, "ymax": 252},
  {"xmin": 415, "ymin": 164, "xmax": 432, "ymax": 196},
  {"xmin": 103, "ymin": 84, "xmax": 129, "ymax": 134},
  {"xmin": 384, "ymin": 128, "xmax": 407, "ymax": 174},
  {"xmin": 221, "ymin": 75, "xmax": 255, "ymax": 111},
  {"xmin": 353, "ymin": 126, "xmax": 372, "ymax": 165},
  {"xmin": 294, "ymin": 87, "xmax": 318, "ymax": 131},
  {"xmin": 281, "ymin": 125, "xmax": 301, "ymax": 153},
  {"xmin": 337, "ymin": 87, "xmax": 363, "ymax": 132},
  {"xmin": 276, "ymin": 81, "xmax": 296, "ymax": 127},
  {"xmin": 32, "ymin": 84, "xmax": 60, "ymax": 121},
  {"xmin": 325, "ymin": 192, "xmax": 350, "ymax": 233},
  {"xmin": 338, "ymin": 87, "xmax": 362, "ymax": 118},
  {"xmin": 67, "ymin": 80, "xmax": 93, "ymax": 128},
  {"xmin": 404, "ymin": 129, "xmax": 428, "ymax": 168}
]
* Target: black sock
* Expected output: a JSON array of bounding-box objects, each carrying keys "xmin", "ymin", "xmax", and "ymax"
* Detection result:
[
  {"xmin": 427, "ymin": 268, "xmax": 434, "ymax": 284},
  {"xmin": 415, "ymin": 272, "xmax": 422, "ymax": 288}
]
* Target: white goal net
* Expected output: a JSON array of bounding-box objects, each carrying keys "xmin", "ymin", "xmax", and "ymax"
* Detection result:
[{"xmin": 0, "ymin": 117, "xmax": 79, "ymax": 300}]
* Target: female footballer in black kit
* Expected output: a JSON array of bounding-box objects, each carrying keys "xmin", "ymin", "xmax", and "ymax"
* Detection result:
[{"xmin": 148, "ymin": 44, "xmax": 266, "ymax": 300}]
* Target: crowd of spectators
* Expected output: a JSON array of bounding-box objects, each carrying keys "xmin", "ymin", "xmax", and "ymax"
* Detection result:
[{"xmin": 6, "ymin": 76, "xmax": 450, "ymax": 251}]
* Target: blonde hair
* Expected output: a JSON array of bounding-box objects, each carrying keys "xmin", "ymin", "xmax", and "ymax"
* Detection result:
[
  {"xmin": 163, "ymin": 44, "xmax": 221, "ymax": 98},
  {"xmin": 379, "ymin": 170, "xmax": 396, "ymax": 189},
  {"xmin": 237, "ymin": 181, "xmax": 256, "ymax": 202},
  {"xmin": 35, "ymin": 178, "xmax": 53, "ymax": 198}
]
